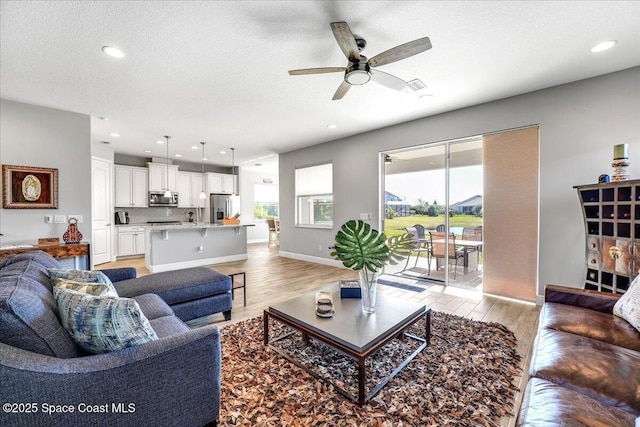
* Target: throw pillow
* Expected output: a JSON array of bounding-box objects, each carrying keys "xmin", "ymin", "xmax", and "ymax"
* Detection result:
[
  {"xmin": 49, "ymin": 269, "xmax": 118, "ymax": 296},
  {"xmin": 54, "ymin": 287, "xmax": 158, "ymax": 354},
  {"xmin": 613, "ymin": 275, "xmax": 640, "ymax": 333},
  {"xmin": 53, "ymin": 278, "xmax": 118, "ymax": 297}
]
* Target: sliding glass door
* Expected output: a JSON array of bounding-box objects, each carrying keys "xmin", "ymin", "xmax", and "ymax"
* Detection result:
[
  {"xmin": 381, "ymin": 126, "xmax": 539, "ymax": 301},
  {"xmin": 382, "ymin": 137, "xmax": 483, "ymax": 289}
]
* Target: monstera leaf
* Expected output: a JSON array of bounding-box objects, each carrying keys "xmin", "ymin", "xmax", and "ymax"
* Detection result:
[{"xmin": 331, "ymin": 220, "xmax": 413, "ymax": 272}]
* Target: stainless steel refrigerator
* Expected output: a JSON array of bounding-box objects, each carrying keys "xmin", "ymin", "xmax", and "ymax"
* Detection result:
[{"xmin": 210, "ymin": 194, "xmax": 241, "ymax": 223}]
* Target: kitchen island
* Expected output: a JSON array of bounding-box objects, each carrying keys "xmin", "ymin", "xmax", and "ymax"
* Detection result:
[{"xmin": 144, "ymin": 222, "xmax": 254, "ymax": 273}]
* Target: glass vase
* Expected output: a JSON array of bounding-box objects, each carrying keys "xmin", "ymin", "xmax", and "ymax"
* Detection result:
[{"xmin": 359, "ymin": 269, "xmax": 379, "ymax": 314}]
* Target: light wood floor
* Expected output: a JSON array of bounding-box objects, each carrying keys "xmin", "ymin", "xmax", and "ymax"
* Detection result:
[{"xmin": 98, "ymin": 243, "xmax": 540, "ymax": 427}]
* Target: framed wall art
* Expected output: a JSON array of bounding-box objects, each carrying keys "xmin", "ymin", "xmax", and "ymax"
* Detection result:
[{"xmin": 2, "ymin": 164, "xmax": 58, "ymax": 209}]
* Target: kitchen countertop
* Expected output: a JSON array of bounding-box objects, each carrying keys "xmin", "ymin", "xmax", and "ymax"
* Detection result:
[{"xmin": 143, "ymin": 222, "xmax": 255, "ymax": 231}]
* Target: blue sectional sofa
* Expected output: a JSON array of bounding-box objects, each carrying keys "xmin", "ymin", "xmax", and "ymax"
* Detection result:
[{"xmin": 0, "ymin": 251, "xmax": 230, "ymax": 427}]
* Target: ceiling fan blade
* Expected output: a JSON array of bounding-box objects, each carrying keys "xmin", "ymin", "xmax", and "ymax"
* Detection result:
[
  {"xmin": 330, "ymin": 21, "xmax": 360, "ymax": 61},
  {"xmin": 288, "ymin": 67, "xmax": 346, "ymax": 76},
  {"xmin": 332, "ymin": 81, "xmax": 351, "ymax": 101},
  {"xmin": 370, "ymin": 70, "xmax": 408, "ymax": 91},
  {"xmin": 368, "ymin": 37, "xmax": 432, "ymax": 67}
]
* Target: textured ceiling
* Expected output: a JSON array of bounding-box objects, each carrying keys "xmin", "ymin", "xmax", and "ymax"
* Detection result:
[{"xmin": 1, "ymin": 1, "xmax": 639, "ymax": 172}]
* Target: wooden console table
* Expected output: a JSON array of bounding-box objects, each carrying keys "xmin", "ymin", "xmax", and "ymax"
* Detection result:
[{"xmin": 0, "ymin": 242, "xmax": 91, "ymax": 270}]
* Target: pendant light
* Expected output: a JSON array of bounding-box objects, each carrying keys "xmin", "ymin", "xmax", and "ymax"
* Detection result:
[
  {"xmin": 231, "ymin": 147, "xmax": 236, "ymax": 195},
  {"xmin": 199, "ymin": 142, "xmax": 207, "ymax": 199},
  {"xmin": 163, "ymin": 135, "xmax": 172, "ymax": 198}
]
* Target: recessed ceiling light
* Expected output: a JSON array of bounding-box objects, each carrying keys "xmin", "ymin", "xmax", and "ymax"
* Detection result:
[
  {"xmin": 191, "ymin": 146, "xmax": 198, "ymax": 150},
  {"xmin": 102, "ymin": 45, "xmax": 125, "ymax": 58},
  {"xmin": 98, "ymin": 116, "xmax": 108, "ymax": 121},
  {"xmin": 109, "ymin": 133, "xmax": 120, "ymax": 138},
  {"xmin": 175, "ymin": 154, "xmax": 182, "ymax": 158},
  {"xmin": 202, "ymin": 157, "xmax": 208, "ymax": 161},
  {"xmin": 219, "ymin": 150, "xmax": 227, "ymax": 155},
  {"xmin": 591, "ymin": 40, "xmax": 617, "ymax": 53},
  {"xmin": 327, "ymin": 124, "xmax": 337, "ymax": 129},
  {"xmin": 144, "ymin": 150, "xmax": 151, "ymax": 153},
  {"xmin": 101, "ymin": 141, "xmax": 111, "ymax": 145},
  {"xmin": 254, "ymin": 163, "xmax": 262, "ymax": 167},
  {"xmin": 156, "ymin": 140, "xmax": 165, "ymax": 144}
]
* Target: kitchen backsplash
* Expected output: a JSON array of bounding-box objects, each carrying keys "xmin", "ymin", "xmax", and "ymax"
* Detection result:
[{"xmin": 116, "ymin": 207, "xmax": 206, "ymax": 225}]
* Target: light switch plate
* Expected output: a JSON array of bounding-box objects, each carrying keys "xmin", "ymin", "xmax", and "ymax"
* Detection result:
[
  {"xmin": 359, "ymin": 213, "xmax": 372, "ymax": 220},
  {"xmin": 69, "ymin": 215, "xmax": 83, "ymax": 223},
  {"xmin": 44, "ymin": 215, "xmax": 53, "ymax": 224},
  {"xmin": 54, "ymin": 215, "xmax": 67, "ymax": 224}
]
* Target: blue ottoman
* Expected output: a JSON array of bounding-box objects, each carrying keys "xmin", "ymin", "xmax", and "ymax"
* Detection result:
[{"xmin": 112, "ymin": 267, "xmax": 232, "ymax": 322}]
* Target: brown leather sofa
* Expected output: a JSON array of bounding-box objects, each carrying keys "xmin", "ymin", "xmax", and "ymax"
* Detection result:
[{"xmin": 518, "ymin": 285, "xmax": 640, "ymax": 426}]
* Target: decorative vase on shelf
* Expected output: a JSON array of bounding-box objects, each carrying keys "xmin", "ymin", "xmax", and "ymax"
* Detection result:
[{"xmin": 359, "ymin": 269, "xmax": 379, "ymax": 314}]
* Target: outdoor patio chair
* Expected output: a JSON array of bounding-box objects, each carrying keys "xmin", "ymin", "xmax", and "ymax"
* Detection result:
[
  {"xmin": 404, "ymin": 227, "xmax": 431, "ymax": 270},
  {"xmin": 436, "ymin": 224, "xmax": 446, "ymax": 232},
  {"xmin": 429, "ymin": 231, "xmax": 465, "ymax": 279},
  {"xmin": 462, "ymin": 227, "xmax": 482, "ymax": 269}
]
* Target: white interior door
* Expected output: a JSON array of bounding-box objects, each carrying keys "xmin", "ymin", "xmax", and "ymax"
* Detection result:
[{"xmin": 92, "ymin": 157, "xmax": 113, "ymax": 265}]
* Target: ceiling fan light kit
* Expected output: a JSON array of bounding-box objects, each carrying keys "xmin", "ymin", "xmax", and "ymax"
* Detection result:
[
  {"xmin": 345, "ymin": 62, "xmax": 371, "ymax": 85},
  {"xmin": 288, "ymin": 21, "xmax": 432, "ymax": 100}
]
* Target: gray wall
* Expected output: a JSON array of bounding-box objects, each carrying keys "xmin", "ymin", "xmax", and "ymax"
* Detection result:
[
  {"xmin": 279, "ymin": 67, "xmax": 640, "ymax": 298},
  {"xmin": 0, "ymin": 99, "xmax": 92, "ymax": 245}
]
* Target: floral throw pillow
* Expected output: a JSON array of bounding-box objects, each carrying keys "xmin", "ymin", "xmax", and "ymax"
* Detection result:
[
  {"xmin": 49, "ymin": 269, "xmax": 118, "ymax": 296},
  {"xmin": 54, "ymin": 287, "xmax": 158, "ymax": 354},
  {"xmin": 53, "ymin": 278, "xmax": 118, "ymax": 297},
  {"xmin": 613, "ymin": 275, "xmax": 640, "ymax": 333}
]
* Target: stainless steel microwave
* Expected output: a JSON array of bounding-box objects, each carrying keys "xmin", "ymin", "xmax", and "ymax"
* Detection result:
[{"xmin": 149, "ymin": 191, "xmax": 178, "ymax": 207}]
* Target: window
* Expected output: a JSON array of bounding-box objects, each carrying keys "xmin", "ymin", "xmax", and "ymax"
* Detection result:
[
  {"xmin": 254, "ymin": 183, "xmax": 279, "ymax": 219},
  {"xmin": 295, "ymin": 163, "xmax": 333, "ymax": 228}
]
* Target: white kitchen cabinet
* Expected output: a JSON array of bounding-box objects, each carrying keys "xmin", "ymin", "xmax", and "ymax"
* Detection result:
[
  {"xmin": 178, "ymin": 172, "xmax": 205, "ymax": 208},
  {"xmin": 117, "ymin": 226, "xmax": 146, "ymax": 256},
  {"xmin": 222, "ymin": 174, "xmax": 236, "ymax": 194},
  {"xmin": 206, "ymin": 173, "xmax": 237, "ymax": 195},
  {"xmin": 148, "ymin": 163, "xmax": 179, "ymax": 192},
  {"xmin": 115, "ymin": 165, "xmax": 148, "ymax": 207}
]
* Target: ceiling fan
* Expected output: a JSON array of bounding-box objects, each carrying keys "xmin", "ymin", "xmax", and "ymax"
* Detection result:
[
  {"xmin": 384, "ymin": 154, "xmax": 399, "ymax": 164},
  {"xmin": 288, "ymin": 21, "xmax": 432, "ymax": 100}
]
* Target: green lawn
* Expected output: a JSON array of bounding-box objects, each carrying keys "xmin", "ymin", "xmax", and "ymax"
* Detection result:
[{"xmin": 384, "ymin": 214, "xmax": 483, "ymax": 237}]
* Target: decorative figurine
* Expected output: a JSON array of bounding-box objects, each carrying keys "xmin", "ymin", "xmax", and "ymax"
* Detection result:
[{"xmin": 63, "ymin": 218, "xmax": 83, "ymax": 244}]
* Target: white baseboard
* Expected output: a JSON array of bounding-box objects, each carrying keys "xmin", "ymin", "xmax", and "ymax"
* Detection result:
[
  {"xmin": 278, "ymin": 251, "xmax": 345, "ymax": 269},
  {"xmin": 147, "ymin": 254, "xmax": 248, "ymax": 273}
]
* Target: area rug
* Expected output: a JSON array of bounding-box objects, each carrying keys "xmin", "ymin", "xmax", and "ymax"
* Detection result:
[{"xmin": 218, "ymin": 312, "xmax": 521, "ymax": 426}]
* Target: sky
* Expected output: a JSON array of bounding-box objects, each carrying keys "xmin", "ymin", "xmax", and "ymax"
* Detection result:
[{"xmin": 385, "ymin": 165, "xmax": 483, "ymax": 206}]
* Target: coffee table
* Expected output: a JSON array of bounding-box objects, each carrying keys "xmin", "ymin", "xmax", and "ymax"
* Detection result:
[{"xmin": 263, "ymin": 284, "xmax": 430, "ymax": 406}]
